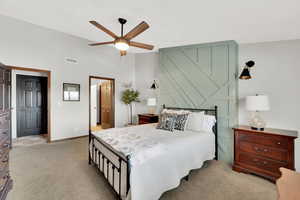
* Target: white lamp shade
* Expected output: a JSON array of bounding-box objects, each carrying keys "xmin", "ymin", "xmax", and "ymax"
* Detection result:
[
  {"xmin": 147, "ymin": 98, "xmax": 156, "ymax": 106},
  {"xmin": 246, "ymin": 95, "xmax": 270, "ymax": 111}
]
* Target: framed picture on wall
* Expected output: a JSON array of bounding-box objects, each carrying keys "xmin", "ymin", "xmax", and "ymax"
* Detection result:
[{"xmin": 63, "ymin": 83, "xmax": 80, "ymax": 101}]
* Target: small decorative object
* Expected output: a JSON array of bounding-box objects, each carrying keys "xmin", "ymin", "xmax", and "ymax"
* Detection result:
[
  {"xmin": 239, "ymin": 60, "xmax": 255, "ymax": 80},
  {"xmin": 63, "ymin": 83, "xmax": 80, "ymax": 101},
  {"xmin": 147, "ymin": 98, "xmax": 157, "ymax": 114},
  {"xmin": 150, "ymin": 80, "xmax": 159, "ymax": 89},
  {"xmin": 246, "ymin": 94, "xmax": 270, "ymax": 131},
  {"xmin": 121, "ymin": 89, "xmax": 140, "ymax": 125}
]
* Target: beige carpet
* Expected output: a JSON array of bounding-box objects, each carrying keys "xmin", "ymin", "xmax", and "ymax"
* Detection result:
[
  {"xmin": 8, "ymin": 137, "xmax": 277, "ymax": 200},
  {"xmin": 12, "ymin": 135, "xmax": 47, "ymax": 147}
]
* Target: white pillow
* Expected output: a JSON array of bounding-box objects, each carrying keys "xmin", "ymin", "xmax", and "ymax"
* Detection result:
[
  {"xmin": 202, "ymin": 115, "xmax": 216, "ymax": 132},
  {"xmin": 186, "ymin": 112, "xmax": 205, "ymax": 132}
]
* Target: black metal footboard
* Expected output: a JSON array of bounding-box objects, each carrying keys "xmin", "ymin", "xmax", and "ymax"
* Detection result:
[{"xmin": 89, "ymin": 134, "xmax": 130, "ymax": 200}]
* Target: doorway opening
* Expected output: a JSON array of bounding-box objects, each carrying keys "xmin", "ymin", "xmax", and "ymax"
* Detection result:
[
  {"xmin": 10, "ymin": 66, "xmax": 51, "ymax": 145},
  {"xmin": 89, "ymin": 76, "xmax": 115, "ymax": 133}
]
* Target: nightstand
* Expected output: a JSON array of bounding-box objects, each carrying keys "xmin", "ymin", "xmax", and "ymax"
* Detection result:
[
  {"xmin": 138, "ymin": 114, "xmax": 159, "ymax": 125},
  {"xmin": 233, "ymin": 125, "xmax": 298, "ymax": 182}
]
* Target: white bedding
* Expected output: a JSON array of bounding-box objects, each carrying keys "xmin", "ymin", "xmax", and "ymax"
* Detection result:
[{"xmin": 91, "ymin": 123, "xmax": 215, "ymax": 200}]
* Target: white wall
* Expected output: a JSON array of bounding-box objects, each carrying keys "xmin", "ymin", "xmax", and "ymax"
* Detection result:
[
  {"xmin": 134, "ymin": 40, "xmax": 300, "ymax": 171},
  {"xmin": 134, "ymin": 52, "xmax": 159, "ymax": 123},
  {"xmin": 0, "ymin": 15, "xmax": 135, "ymax": 141},
  {"xmin": 239, "ymin": 40, "xmax": 300, "ymax": 172}
]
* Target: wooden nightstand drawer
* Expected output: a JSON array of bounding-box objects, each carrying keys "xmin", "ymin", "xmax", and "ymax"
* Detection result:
[
  {"xmin": 237, "ymin": 131, "xmax": 288, "ymax": 149},
  {"xmin": 138, "ymin": 120, "xmax": 148, "ymax": 125},
  {"xmin": 138, "ymin": 114, "xmax": 159, "ymax": 125},
  {"xmin": 239, "ymin": 153, "xmax": 288, "ymax": 174},
  {"xmin": 239, "ymin": 141, "xmax": 288, "ymax": 162}
]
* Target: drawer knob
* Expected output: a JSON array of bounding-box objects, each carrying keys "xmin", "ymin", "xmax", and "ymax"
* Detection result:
[
  {"xmin": 3, "ymin": 143, "xmax": 9, "ymax": 148},
  {"xmin": 263, "ymin": 149, "xmax": 268, "ymax": 152},
  {"xmin": 277, "ymin": 142, "xmax": 281, "ymax": 145},
  {"xmin": 263, "ymin": 161, "xmax": 268, "ymax": 165}
]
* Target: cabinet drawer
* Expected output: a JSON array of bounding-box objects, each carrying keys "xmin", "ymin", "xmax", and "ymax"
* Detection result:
[
  {"xmin": 0, "ymin": 160, "xmax": 8, "ymax": 177},
  {"xmin": 139, "ymin": 120, "xmax": 149, "ymax": 125},
  {"xmin": 0, "ymin": 172, "xmax": 9, "ymax": 192},
  {"xmin": 139, "ymin": 116, "xmax": 148, "ymax": 121},
  {"xmin": 237, "ymin": 131, "xmax": 288, "ymax": 149},
  {"xmin": 239, "ymin": 141, "xmax": 288, "ymax": 162},
  {"xmin": 0, "ymin": 114, "xmax": 10, "ymax": 131},
  {"xmin": 0, "ymin": 139, "xmax": 10, "ymax": 160},
  {"xmin": 239, "ymin": 153, "xmax": 288, "ymax": 174}
]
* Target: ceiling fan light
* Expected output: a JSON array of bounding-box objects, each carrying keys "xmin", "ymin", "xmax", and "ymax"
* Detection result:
[{"xmin": 115, "ymin": 39, "xmax": 129, "ymax": 51}]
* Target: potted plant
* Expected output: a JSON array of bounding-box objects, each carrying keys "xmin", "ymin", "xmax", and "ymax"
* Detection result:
[{"xmin": 121, "ymin": 89, "xmax": 140, "ymax": 125}]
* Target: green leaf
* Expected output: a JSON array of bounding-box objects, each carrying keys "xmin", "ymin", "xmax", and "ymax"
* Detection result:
[{"xmin": 121, "ymin": 89, "xmax": 140, "ymax": 105}]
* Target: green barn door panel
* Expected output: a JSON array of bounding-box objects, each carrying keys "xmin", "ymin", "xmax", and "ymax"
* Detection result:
[{"xmin": 158, "ymin": 41, "xmax": 238, "ymax": 163}]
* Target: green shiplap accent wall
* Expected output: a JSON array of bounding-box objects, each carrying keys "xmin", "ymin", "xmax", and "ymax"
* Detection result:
[{"xmin": 158, "ymin": 40, "xmax": 239, "ymax": 163}]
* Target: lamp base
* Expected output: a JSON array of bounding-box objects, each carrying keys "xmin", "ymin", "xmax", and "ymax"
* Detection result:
[
  {"xmin": 249, "ymin": 111, "xmax": 266, "ymax": 131},
  {"xmin": 251, "ymin": 127, "xmax": 264, "ymax": 131}
]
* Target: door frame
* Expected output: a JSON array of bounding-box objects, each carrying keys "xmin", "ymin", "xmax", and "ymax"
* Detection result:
[
  {"xmin": 9, "ymin": 66, "xmax": 51, "ymax": 143},
  {"xmin": 89, "ymin": 76, "xmax": 115, "ymax": 133}
]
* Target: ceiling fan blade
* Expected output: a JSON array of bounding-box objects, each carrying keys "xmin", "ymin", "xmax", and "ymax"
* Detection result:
[
  {"xmin": 130, "ymin": 41, "xmax": 154, "ymax": 50},
  {"xmin": 89, "ymin": 21, "xmax": 118, "ymax": 39},
  {"xmin": 89, "ymin": 41, "xmax": 115, "ymax": 46},
  {"xmin": 120, "ymin": 51, "xmax": 127, "ymax": 56},
  {"xmin": 124, "ymin": 21, "xmax": 149, "ymax": 40}
]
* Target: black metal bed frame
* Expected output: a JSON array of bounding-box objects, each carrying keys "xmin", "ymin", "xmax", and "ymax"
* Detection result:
[{"xmin": 88, "ymin": 105, "xmax": 218, "ymax": 199}]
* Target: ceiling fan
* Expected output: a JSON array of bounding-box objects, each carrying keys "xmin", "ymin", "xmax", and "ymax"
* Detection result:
[{"xmin": 89, "ymin": 18, "xmax": 154, "ymax": 56}]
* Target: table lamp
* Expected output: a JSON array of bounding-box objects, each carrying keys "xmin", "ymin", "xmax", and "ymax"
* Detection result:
[
  {"xmin": 147, "ymin": 98, "xmax": 156, "ymax": 114},
  {"xmin": 246, "ymin": 95, "xmax": 270, "ymax": 131}
]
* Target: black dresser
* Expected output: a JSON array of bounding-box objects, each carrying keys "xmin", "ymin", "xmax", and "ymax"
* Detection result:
[{"xmin": 0, "ymin": 63, "xmax": 12, "ymax": 200}]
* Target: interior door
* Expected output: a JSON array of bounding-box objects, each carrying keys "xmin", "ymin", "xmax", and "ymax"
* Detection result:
[
  {"xmin": 16, "ymin": 75, "xmax": 47, "ymax": 137},
  {"xmin": 101, "ymin": 81, "xmax": 112, "ymax": 129},
  {"xmin": 90, "ymin": 85, "xmax": 97, "ymax": 127}
]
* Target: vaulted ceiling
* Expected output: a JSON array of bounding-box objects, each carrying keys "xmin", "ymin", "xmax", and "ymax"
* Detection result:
[{"xmin": 1, "ymin": 0, "xmax": 300, "ymax": 53}]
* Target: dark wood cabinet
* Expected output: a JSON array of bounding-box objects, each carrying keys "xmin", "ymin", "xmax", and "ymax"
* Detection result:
[
  {"xmin": 233, "ymin": 126, "xmax": 298, "ymax": 182},
  {"xmin": 0, "ymin": 63, "xmax": 12, "ymax": 199},
  {"xmin": 138, "ymin": 114, "xmax": 159, "ymax": 125}
]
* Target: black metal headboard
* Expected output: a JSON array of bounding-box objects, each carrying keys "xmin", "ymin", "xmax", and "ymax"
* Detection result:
[{"xmin": 162, "ymin": 104, "xmax": 218, "ymax": 160}]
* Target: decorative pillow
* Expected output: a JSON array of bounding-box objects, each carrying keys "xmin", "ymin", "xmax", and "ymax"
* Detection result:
[
  {"xmin": 174, "ymin": 114, "xmax": 190, "ymax": 131},
  {"xmin": 156, "ymin": 113, "xmax": 176, "ymax": 132},
  {"xmin": 186, "ymin": 112, "xmax": 205, "ymax": 132}
]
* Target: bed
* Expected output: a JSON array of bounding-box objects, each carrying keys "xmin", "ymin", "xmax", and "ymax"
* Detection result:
[{"xmin": 88, "ymin": 105, "xmax": 218, "ymax": 200}]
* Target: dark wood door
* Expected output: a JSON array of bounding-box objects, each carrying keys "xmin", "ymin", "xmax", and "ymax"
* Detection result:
[
  {"xmin": 101, "ymin": 81, "xmax": 112, "ymax": 129},
  {"xmin": 16, "ymin": 75, "xmax": 47, "ymax": 137},
  {"xmin": 0, "ymin": 63, "xmax": 12, "ymax": 200}
]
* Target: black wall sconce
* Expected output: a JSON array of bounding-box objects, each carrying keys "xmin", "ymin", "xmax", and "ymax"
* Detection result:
[
  {"xmin": 150, "ymin": 80, "xmax": 159, "ymax": 89},
  {"xmin": 239, "ymin": 60, "xmax": 255, "ymax": 80}
]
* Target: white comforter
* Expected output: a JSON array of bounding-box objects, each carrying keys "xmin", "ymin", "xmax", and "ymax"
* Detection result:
[{"xmin": 92, "ymin": 124, "xmax": 215, "ymax": 200}]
